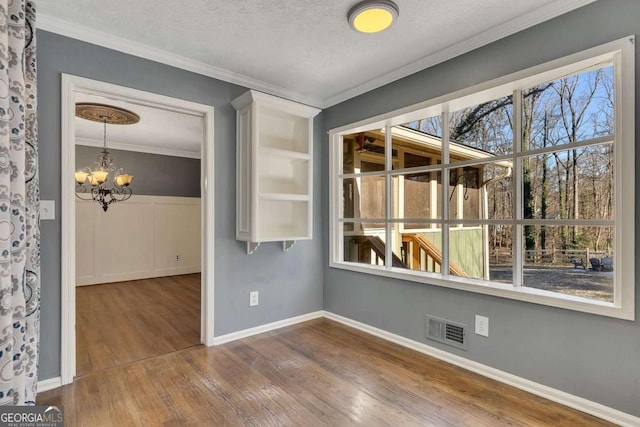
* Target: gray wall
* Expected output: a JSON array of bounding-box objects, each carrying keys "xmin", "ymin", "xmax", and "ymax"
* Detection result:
[
  {"xmin": 323, "ymin": 1, "xmax": 640, "ymax": 417},
  {"xmin": 39, "ymin": 31, "xmax": 324, "ymax": 380},
  {"xmin": 75, "ymin": 146, "xmax": 200, "ymax": 197}
]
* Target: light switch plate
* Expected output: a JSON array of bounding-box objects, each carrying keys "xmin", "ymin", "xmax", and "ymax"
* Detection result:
[{"xmin": 41, "ymin": 200, "xmax": 55, "ymax": 220}]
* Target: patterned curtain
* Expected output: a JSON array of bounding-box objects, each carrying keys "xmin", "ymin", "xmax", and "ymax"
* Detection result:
[{"xmin": 0, "ymin": 0, "xmax": 40, "ymax": 405}]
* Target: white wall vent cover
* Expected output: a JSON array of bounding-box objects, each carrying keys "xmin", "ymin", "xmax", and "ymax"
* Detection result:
[{"xmin": 426, "ymin": 315, "xmax": 468, "ymax": 350}]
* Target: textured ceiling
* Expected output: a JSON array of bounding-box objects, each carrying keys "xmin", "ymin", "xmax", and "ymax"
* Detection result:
[
  {"xmin": 39, "ymin": 0, "xmax": 595, "ymax": 107},
  {"xmin": 75, "ymin": 94, "xmax": 202, "ymax": 158}
]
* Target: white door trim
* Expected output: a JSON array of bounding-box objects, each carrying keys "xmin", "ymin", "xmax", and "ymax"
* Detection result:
[{"xmin": 60, "ymin": 74, "xmax": 215, "ymax": 385}]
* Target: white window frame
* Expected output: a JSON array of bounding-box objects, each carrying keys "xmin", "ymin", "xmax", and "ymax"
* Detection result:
[{"xmin": 329, "ymin": 37, "xmax": 635, "ymax": 320}]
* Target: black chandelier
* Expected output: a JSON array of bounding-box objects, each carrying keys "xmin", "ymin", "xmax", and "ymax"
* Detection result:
[{"xmin": 74, "ymin": 103, "xmax": 139, "ymax": 212}]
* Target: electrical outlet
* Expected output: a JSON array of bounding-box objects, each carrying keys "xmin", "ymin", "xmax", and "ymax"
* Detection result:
[
  {"xmin": 175, "ymin": 253, "xmax": 181, "ymax": 262},
  {"xmin": 475, "ymin": 315, "xmax": 489, "ymax": 337},
  {"xmin": 249, "ymin": 291, "xmax": 259, "ymax": 307}
]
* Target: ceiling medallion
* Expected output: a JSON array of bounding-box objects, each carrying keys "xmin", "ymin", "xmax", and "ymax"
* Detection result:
[{"xmin": 75, "ymin": 102, "xmax": 140, "ymax": 124}]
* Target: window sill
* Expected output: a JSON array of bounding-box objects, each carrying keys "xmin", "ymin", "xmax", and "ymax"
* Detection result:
[{"xmin": 329, "ymin": 261, "xmax": 634, "ymax": 321}]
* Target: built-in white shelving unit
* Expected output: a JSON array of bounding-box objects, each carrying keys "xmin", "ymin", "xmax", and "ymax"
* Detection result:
[{"xmin": 232, "ymin": 90, "xmax": 320, "ymax": 254}]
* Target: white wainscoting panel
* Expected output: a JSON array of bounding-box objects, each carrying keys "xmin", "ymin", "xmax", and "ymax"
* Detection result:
[
  {"xmin": 153, "ymin": 202, "xmax": 201, "ymax": 275},
  {"xmin": 95, "ymin": 199, "xmax": 154, "ymax": 282},
  {"xmin": 75, "ymin": 202, "xmax": 95, "ymax": 281},
  {"xmin": 76, "ymin": 195, "xmax": 201, "ymax": 286}
]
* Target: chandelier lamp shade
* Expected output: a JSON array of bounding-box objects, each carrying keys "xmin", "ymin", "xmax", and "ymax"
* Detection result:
[{"xmin": 74, "ymin": 103, "xmax": 139, "ymax": 212}]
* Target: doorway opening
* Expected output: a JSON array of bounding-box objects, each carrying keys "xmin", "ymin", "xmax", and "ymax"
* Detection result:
[{"xmin": 61, "ymin": 75, "xmax": 215, "ymax": 384}]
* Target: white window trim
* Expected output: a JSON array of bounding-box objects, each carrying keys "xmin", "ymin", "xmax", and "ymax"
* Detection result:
[{"xmin": 329, "ymin": 36, "xmax": 635, "ymax": 320}]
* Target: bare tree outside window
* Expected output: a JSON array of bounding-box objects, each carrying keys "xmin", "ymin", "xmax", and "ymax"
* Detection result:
[{"xmin": 402, "ymin": 66, "xmax": 615, "ymax": 301}]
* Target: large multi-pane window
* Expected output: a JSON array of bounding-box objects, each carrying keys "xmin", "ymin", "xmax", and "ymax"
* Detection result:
[{"xmin": 330, "ymin": 38, "xmax": 634, "ymax": 319}]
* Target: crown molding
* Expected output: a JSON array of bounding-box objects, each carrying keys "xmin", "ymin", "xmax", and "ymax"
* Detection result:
[
  {"xmin": 232, "ymin": 90, "xmax": 321, "ymax": 118},
  {"xmin": 75, "ymin": 137, "xmax": 201, "ymax": 159},
  {"xmin": 321, "ymin": 0, "xmax": 598, "ymax": 107},
  {"xmin": 38, "ymin": 0, "xmax": 596, "ymax": 110},
  {"xmin": 36, "ymin": 14, "xmax": 323, "ymax": 108}
]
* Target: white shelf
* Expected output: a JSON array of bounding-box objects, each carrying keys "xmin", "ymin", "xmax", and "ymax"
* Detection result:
[
  {"xmin": 259, "ymin": 193, "xmax": 310, "ymax": 201},
  {"xmin": 257, "ymin": 199, "xmax": 309, "ymax": 241},
  {"xmin": 258, "ymin": 153, "xmax": 308, "ymax": 195},
  {"xmin": 232, "ymin": 90, "xmax": 320, "ymax": 253},
  {"xmin": 259, "ymin": 146, "xmax": 310, "ymax": 160},
  {"xmin": 258, "ymin": 106, "xmax": 310, "ymax": 153}
]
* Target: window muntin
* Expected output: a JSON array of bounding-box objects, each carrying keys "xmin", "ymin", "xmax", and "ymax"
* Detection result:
[{"xmin": 330, "ymin": 38, "xmax": 634, "ymax": 320}]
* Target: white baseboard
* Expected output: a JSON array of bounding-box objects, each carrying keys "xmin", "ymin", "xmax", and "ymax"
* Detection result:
[
  {"xmin": 77, "ymin": 267, "xmax": 201, "ymax": 286},
  {"xmin": 39, "ymin": 309, "xmax": 638, "ymax": 425},
  {"xmin": 322, "ymin": 311, "xmax": 640, "ymax": 427},
  {"xmin": 37, "ymin": 377, "xmax": 62, "ymax": 393},
  {"xmin": 212, "ymin": 311, "xmax": 324, "ymax": 345}
]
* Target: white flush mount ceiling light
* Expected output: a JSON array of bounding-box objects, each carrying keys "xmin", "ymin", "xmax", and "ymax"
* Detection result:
[{"xmin": 348, "ymin": 0, "xmax": 399, "ymax": 33}]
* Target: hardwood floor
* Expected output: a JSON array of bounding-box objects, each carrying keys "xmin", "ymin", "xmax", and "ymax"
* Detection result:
[
  {"xmin": 40, "ymin": 318, "xmax": 612, "ymax": 426},
  {"xmin": 76, "ymin": 274, "xmax": 201, "ymax": 376}
]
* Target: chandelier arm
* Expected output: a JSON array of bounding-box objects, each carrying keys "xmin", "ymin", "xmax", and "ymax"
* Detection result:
[
  {"xmin": 109, "ymin": 186, "xmax": 133, "ymax": 201},
  {"xmin": 74, "ymin": 186, "xmax": 94, "ymax": 201}
]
